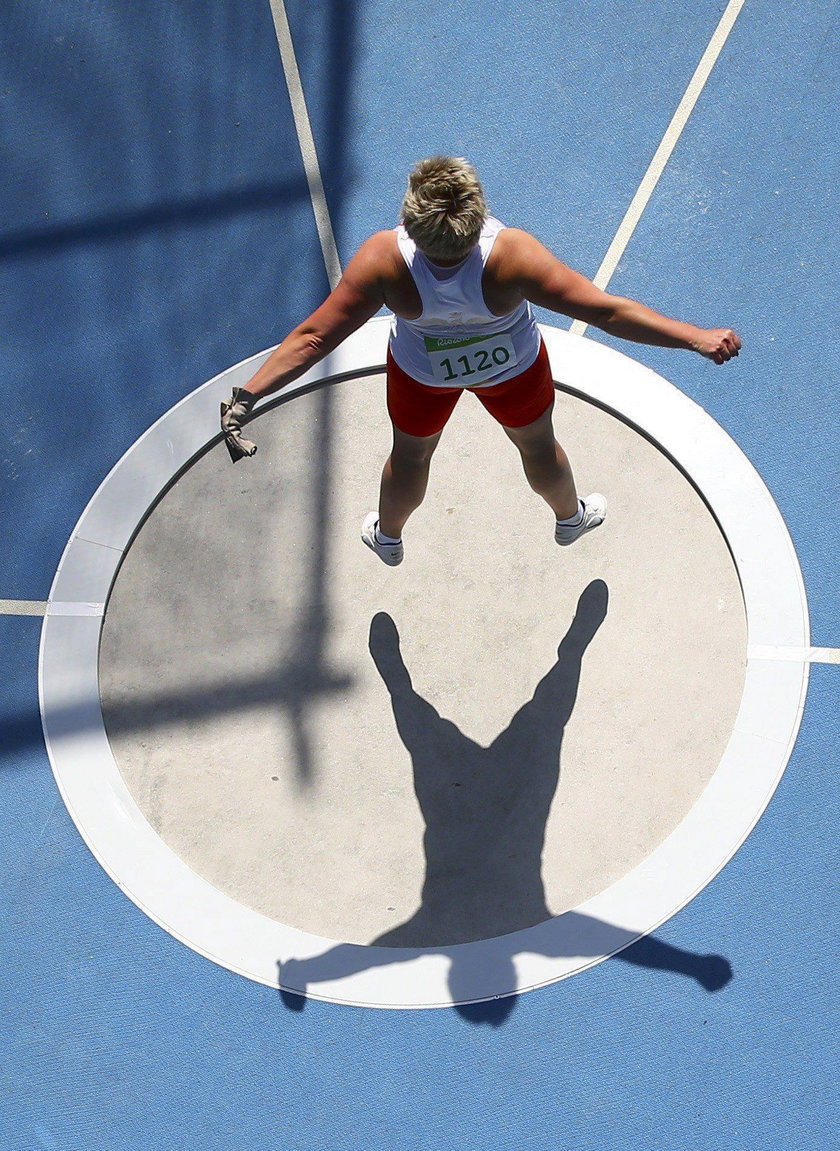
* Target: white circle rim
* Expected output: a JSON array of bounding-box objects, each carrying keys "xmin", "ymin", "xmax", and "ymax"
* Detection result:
[{"xmin": 39, "ymin": 317, "xmax": 810, "ymax": 1008}]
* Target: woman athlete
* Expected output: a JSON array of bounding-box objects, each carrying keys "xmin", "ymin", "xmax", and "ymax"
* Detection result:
[{"xmin": 221, "ymin": 156, "xmax": 740, "ymax": 566}]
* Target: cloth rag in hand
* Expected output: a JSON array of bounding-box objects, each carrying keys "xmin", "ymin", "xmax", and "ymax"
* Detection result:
[{"xmin": 221, "ymin": 387, "xmax": 258, "ymax": 462}]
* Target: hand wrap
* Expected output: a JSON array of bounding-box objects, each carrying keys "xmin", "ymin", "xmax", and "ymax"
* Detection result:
[{"xmin": 220, "ymin": 387, "xmax": 258, "ymax": 462}]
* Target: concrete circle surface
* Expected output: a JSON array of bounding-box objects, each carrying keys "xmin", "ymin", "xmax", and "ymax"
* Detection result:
[{"xmin": 99, "ymin": 372, "xmax": 747, "ymax": 948}]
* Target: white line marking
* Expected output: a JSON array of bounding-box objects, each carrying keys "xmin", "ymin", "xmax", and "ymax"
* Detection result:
[
  {"xmin": 0, "ymin": 600, "xmax": 106, "ymax": 617},
  {"xmin": 812, "ymin": 648, "xmax": 840, "ymax": 665},
  {"xmin": 1, "ymin": 591, "xmax": 835, "ymax": 666},
  {"xmin": 48, "ymin": 602, "xmax": 106, "ymax": 618},
  {"xmin": 750, "ymin": 645, "xmax": 840, "ymax": 665},
  {"xmin": 0, "ymin": 599, "xmax": 47, "ymax": 616},
  {"xmin": 570, "ymin": 0, "xmax": 747, "ymax": 336},
  {"xmin": 4, "ymin": 602, "xmax": 834, "ymax": 661},
  {"xmin": 267, "ymin": 0, "xmax": 342, "ymax": 290}
]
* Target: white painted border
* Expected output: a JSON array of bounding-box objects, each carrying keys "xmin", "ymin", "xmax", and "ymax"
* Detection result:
[
  {"xmin": 569, "ymin": 0, "xmax": 747, "ymax": 333},
  {"xmin": 39, "ymin": 317, "xmax": 809, "ymax": 1008},
  {"xmin": 266, "ymin": 0, "xmax": 341, "ymax": 289}
]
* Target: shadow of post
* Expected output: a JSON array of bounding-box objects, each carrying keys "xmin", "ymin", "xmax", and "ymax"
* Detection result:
[
  {"xmin": 269, "ymin": 0, "xmax": 359, "ymax": 783},
  {"xmin": 6, "ymin": 4, "xmax": 364, "ymax": 791}
]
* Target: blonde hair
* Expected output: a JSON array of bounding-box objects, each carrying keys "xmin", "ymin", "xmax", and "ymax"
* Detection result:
[{"xmin": 401, "ymin": 156, "xmax": 487, "ymax": 260}]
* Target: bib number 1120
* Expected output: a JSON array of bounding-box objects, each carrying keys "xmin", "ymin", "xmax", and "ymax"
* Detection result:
[
  {"xmin": 424, "ymin": 333, "xmax": 518, "ymax": 385},
  {"xmin": 439, "ymin": 344, "xmax": 510, "ymax": 381}
]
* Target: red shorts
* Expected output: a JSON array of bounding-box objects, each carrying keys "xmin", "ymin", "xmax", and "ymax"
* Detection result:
[{"xmin": 386, "ymin": 339, "xmax": 555, "ymax": 438}]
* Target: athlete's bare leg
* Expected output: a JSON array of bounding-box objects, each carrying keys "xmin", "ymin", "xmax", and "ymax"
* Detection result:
[
  {"xmin": 378, "ymin": 425, "xmax": 444, "ymax": 539},
  {"xmin": 503, "ymin": 406, "xmax": 579, "ymax": 520}
]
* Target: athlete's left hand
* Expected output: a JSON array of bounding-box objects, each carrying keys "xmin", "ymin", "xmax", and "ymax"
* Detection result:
[
  {"xmin": 220, "ymin": 387, "xmax": 258, "ymax": 462},
  {"xmin": 691, "ymin": 328, "xmax": 742, "ymax": 364}
]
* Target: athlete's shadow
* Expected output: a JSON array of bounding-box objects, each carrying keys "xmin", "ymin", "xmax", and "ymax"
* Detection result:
[
  {"xmin": 278, "ymin": 580, "xmax": 732, "ymax": 1022},
  {"xmin": 371, "ymin": 580, "xmax": 608, "ymax": 947}
]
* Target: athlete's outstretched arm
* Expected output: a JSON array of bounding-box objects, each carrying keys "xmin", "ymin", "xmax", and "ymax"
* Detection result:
[
  {"xmin": 220, "ymin": 234, "xmax": 390, "ymax": 460},
  {"xmin": 242, "ymin": 235, "xmax": 391, "ymax": 400},
  {"xmin": 502, "ymin": 230, "xmax": 741, "ymax": 365}
]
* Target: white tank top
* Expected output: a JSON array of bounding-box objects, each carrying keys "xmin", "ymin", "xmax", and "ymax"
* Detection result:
[{"xmin": 389, "ymin": 216, "xmax": 541, "ymax": 388}]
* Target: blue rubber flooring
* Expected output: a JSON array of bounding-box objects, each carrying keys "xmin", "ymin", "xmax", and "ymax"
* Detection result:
[{"xmin": 1, "ymin": 2, "xmax": 837, "ymax": 1147}]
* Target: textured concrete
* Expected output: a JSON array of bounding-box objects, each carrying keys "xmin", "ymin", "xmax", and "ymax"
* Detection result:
[{"xmin": 99, "ymin": 374, "xmax": 747, "ymax": 946}]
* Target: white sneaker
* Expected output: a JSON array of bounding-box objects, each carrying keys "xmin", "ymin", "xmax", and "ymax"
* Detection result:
[
  {"xmin": 555, "ymin": 493, "xmax": 607, "ymax": 546},
  {"xmin": 361, "ymin": 512, "xmax": 404, "ymax": 566}
]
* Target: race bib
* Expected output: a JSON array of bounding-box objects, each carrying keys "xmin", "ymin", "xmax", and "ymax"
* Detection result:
[{"xmin": 424, "ymin": 333, "xmax": 518, "ymax": 386}]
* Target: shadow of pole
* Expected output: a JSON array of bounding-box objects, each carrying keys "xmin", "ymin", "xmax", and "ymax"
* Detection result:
[
  {"xmin": 273, "ymin": 0, "xmax": 358, "ymax": 784},
  {"xmin": 0, "ymin": 179, "xmax": 312, "ymax": 262},
  {"xmin": 8, "ymin": 5, "xmax": 364, "ymax": 787}
]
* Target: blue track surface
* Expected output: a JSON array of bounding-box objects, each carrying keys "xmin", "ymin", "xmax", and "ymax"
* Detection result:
[{"xmin": 2, "ymin": 2, "xmax": 837, "ymax": 1147}]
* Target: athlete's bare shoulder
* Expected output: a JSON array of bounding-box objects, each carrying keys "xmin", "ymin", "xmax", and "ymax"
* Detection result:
[
  {"xmin": 488, "ymin": 227, "xmax": 554, "ymax": 279},
  {"xmin": 334, "ymin": 230, "xmax": 404, "ymax": 305},
  {"xmin": 483, "ymin": 227, "xmax": 544, "ymax": 312},
  {"xmin": 348, "ymin": 230, "xmax": 402, "ymax": 278},
  {"xmin": 360, "ymin": 229, "xmax": 400, "ymax": 254},
  {"xmin": 349, "ymin": 229, "xmax": 421, "ymax": 317}
]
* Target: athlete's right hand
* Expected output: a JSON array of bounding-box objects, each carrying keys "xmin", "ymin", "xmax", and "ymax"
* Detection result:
[
  {"xmin": 220, "ymin": 387, "xmax": 258, "ymax": 462},
  {"xmin": 691, "ymin": 328, "xmax": 742, "ymax": 364}
]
